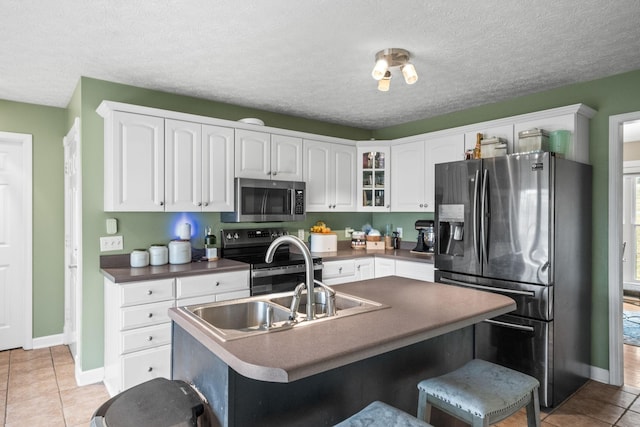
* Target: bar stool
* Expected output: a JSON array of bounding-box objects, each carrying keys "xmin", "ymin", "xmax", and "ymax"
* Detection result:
[
  {"xmin": 335, "ymin": 401, "xmax": 434, "ymax": 427},
  {"xmin": 416, "ymin": 359, "xmax": 540, "ymax": 427}
]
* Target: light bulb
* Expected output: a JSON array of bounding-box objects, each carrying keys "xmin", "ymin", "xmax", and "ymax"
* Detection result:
[
  {"xmin": 371, "ymin": 58, "xmax": 388, "ymax": 81},
  {"xmin": 402, "ymin": 63, "xmax": 418, "ymax": 84},
  {"xmin": 377, "ymin": 72, "xmax": 391, "ymax": 92}
]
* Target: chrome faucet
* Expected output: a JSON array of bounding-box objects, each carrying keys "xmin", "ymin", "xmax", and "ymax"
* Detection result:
[{"xmin": 265, "ymin": 235, "xmax": 317, "ymax": 321}]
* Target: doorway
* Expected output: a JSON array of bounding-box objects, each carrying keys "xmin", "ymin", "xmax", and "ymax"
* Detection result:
[
  {"xmin": 609, "ymin": 112, "xmax": 640, "ymax": 386},
  {"xmin": 0, "ymin": 131, "xmax": 33, "ymax": 351},
  {"xmin": 63, "ymin": 118, "xmax": 82, "ymax": 362}
]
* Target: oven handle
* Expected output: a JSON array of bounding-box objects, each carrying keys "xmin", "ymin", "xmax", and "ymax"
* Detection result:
[
  {"xmin": 482, "ymin": 318, "xmax": 535, "ymax": 332},
  {"xmin": 439, "ymin": 277, "xmax": 536, "ymax": 297},
  {"xmin": 252, "ymin": 263, "xmax": 323, "ymax": 278}
]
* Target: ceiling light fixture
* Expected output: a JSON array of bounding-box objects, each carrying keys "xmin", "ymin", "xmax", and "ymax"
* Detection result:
[{"xmin": 371, "ymin": 48, "xmax": 418, "ymax": 91}]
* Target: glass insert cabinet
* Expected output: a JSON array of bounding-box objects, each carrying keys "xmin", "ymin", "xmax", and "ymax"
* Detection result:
[{"xmin": 357, "ymin": 142, "xmax": 390, "ymax": 211}]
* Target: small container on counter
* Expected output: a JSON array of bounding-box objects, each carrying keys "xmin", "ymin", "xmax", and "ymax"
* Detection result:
[
  {"xmin": 351, "ymin": 231, "xmax": 366, "ymax": 249},
  {"xmin": 168, "ymin": 240, "xmax": 191, "ymax": 264},
  {"xmin": 130, "ymin": 249, "xmax": 149, "ymax": 268},
  {"xmin": 148, "ymin": 244, "xmax": 168, "ymax": 266}
]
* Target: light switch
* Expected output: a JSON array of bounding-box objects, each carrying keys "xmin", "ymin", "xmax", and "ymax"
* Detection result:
[{"xmin": 106, "ymin": 218, "xmax": 118, "ymax": 235}]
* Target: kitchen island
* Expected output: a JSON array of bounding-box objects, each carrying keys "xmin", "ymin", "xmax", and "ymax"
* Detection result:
[{"xmin": 169, "ymin": 276, "xmax": 515, "ymax": 426}]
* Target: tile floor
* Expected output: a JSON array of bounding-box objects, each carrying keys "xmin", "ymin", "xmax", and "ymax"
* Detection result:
[
  {"xmin": 0, "ymin": 345, "xmax": 109, "ymax": 426},
  {"xmin": 3, "ymin": 306, "xmax": 640, "ymax": 427}
]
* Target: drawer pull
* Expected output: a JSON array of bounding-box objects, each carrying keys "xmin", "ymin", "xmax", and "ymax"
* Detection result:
[
  {"xmin": 147, "ymin": 290, "xmax": 153, "ymax": 295},
  {"xmin": 147, "ymin": 313, "xmax": 153, "ymax": 318},
  {"xmin": 215, "ymin": 281, "xmax": 220, "ymax": 287},
  {"xmin": 147, "ymin": 336, "xmax": 153, "ymax": 341},
  {"xmin": 148, "ymin": 367, "xmax": 153, "ymax": 372},
  {"xmin": 339, "ymin": 267, "xmax": 343, "ymax": 273}
]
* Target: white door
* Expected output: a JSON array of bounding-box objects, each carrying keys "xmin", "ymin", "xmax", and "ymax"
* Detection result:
[
  {"xmin": 270, "ymin": 134, "xmax": 302, "ymax": 181},
  {"xmin": 234, "ymin": 129, "xmax": 271, "ymax": 179},
  {"xmin": 165, "ymin": 119, "xmax": 202, "ymax": 212},
  {"xmin": 391, "ymin": 140, "xmax": 426, "ymax": 212},
  {"xmin": 0, "ymin": 131, "xmax": 32, "ymax": 351},
  {"xmin": 63, "ymin": 120, "xmax": 82, "ymax": 359},
  {"xmin": 303, "ymin": 140, "xmax": 331, "ymax": 211},
  {"xmin": 332, "ymin": 144, "xmax": 357, "ymax": 211},
  {"xmin": 202, "ymin": 125, "xmax": 235, "ymax": 212}
]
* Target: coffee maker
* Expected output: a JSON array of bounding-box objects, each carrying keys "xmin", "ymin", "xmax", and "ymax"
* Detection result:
[{"xmin": 411, "ymin": 220, "xmax": 435, "ymax": 253}]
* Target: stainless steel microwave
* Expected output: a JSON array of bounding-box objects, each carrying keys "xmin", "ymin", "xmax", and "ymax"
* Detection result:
[{"xmin": 220, "ymin": 178, "xmax": 306, "ymax": 222}]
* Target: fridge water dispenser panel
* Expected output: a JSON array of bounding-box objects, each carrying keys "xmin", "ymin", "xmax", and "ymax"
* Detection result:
[{"xmin": 438, "ymin": 204, "xmax": 465, "ymax": 256}]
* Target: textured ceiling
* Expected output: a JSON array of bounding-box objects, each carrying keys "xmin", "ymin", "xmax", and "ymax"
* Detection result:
[{"xmin": 2, "ymin": 1, "xmax": 640, "ymax": 129}]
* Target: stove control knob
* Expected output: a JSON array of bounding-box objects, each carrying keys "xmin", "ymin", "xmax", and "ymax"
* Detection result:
[
  {"xmin": 226, "ymin": 233, "xmax": 233, "ymax": 240},
  {"xmin": 234, "ymin": 233, "xmax": 239, "ymax": 239}
]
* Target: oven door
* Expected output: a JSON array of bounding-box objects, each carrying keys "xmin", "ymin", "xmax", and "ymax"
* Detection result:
[
  {"xmin": 474, "ymin": 313, "xmax": 552, "ymax": 407},
  {"xmin": 251, "ymin": 264, "xmax": 323, "ymax": 296}
]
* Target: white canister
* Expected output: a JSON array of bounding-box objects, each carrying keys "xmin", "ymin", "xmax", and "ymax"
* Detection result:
[
  {"xmin": 178, "ymin": 223, "xmax": 191, "ymax": 240},
  {"xmin": 130, "ymin": 249, "xmax": 150, "ymax": 268},
  {"xmin": 148, "ymin": 245, "xmax": 168, "ymax": 266},
  {"xmin": 169, "ymin": 240, "xmax": 191, "ymax": 264}
]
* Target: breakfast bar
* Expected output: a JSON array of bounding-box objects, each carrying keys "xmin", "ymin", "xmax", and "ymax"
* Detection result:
[{"xmin": 169, "ymin": 277, "xmax": 515, "ymax": 426}]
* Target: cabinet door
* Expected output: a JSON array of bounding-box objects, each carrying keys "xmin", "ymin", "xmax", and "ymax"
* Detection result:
[
  {"xmin": 374, "ymin": 257, "xmax": 395, "ymax": 278},
  {"xmin": 235, "ymin": 129, "xmax": 271, "ymax": 179},
  {"xmin": 391, "ymin": 140, "xmax": 426, "ymax": 212},
  {"xmin": 202, "ymin": 125, "xmax": 235, "ymax": 211},
  {"xmin": 303, "ymin": 140, "xmax": 332, "ymax": 211},
  {"xmin": 358, "ymin": 144, "xmax": 390, "ymax": 212},
  {"xmin": 355, "ymin": 257, "xmax": 375, "ymax": 280},
  {"xmin": 395, "ymin": 259, "xmax": 434, "ymax": 282},
  {"xmin": 106, "ymin": 111, "xmax": 165, "ymax": 211},
  {"xmin": 165, "ymin": 119, "xmax": 202, "ymax": 212},
  {"xmin": 424, "ymin": 134, "xmax": 464, "ymax": 212},
  {"xmin": 271, "ymin": 134, "xmax": 303, "ymax": 181},
  {"xmin": 332, "ymin": 144, "xmax": 357, "ymax": 211}
]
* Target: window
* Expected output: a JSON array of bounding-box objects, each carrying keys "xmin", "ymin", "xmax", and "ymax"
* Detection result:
[{"xmin": 623, "ymin": 174, "xmax": 640, "ymax": 289}]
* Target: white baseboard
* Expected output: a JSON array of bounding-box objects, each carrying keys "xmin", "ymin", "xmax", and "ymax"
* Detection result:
[
  {"xmin": 591, "ymin": 365, "xmax": 610, "ymax": 384},
  {"xmin": 32, "ymin": 333, "xmax": 64, "ymax": 349},
  {"xmin": 75, "ymin": 363, "xmax": 105, "ymax": 387}
]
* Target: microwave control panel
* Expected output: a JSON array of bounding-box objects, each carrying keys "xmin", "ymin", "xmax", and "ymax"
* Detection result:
[{"xmin": 294, "ymin": 189, "xmax": 304, "ymax": 214}]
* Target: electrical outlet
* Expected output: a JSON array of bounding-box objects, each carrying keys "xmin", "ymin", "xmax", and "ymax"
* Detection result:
[
  {"xmin": 396, "ymin": 227, "xmax": 403, "ymax": 238},
  {"xmin": 345, "ymin": 227, "xmax": 354, "ymax": 238},
  {"xmin": 100, "ymin": 235, "xmax": 123, "ymax": 252}
]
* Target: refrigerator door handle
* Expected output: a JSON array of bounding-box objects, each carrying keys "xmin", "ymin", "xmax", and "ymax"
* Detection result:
[
  {"xmin": 440, "ymin": 277, "xmax": 536, "ymax": 297},
  {"xmin": 481, "ymin": 169, "xmax": 489, "ymax": 264},
  {"xmin": 473, "ymin": 169, "xmax": 481, "ymax": 265},
  {"xmin": 482, "ymin": 318, "xmax": 535, "ymax": 333}
]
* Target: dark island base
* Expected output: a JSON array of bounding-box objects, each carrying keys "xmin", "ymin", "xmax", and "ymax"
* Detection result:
[{"xmin": 172, "ymin": 324, "xmax": 473, "ymax": 427}]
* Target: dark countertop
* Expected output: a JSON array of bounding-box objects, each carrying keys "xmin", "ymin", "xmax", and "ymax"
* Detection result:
[
  {"xmin": 169, "ymin": 277, "xmax": 515, "ymax": 383},
  {"xmin": 100, "ymin": 256, "xmax": 249, "ymax": 283},
  {"xmin": 100, "ymin": 243, "xmax": 432, "ymax": 283}
]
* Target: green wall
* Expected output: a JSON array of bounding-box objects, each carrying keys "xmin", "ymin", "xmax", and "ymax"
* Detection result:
[
  {"xmin": 0, "ymin": 99, "xmax": 66, "ymax": 337},
  {"xmin": 5, "ymin": 69, "xmax": 640, "ymax": 375}
]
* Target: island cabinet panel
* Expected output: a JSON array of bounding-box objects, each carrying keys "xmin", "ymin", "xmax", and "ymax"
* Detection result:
[
  {"xmin": 322, "ymin": 257, "xmax": 374, "ymax": 285},
  {"xmin": 172, "ymin": 323, "xmax": 473, "ymax": 427}
]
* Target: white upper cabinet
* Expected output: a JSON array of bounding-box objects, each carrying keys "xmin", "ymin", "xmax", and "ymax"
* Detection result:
[
  {"xmin": 303, "ymin": 140, "xmax": 356, "ymax": 212},
  {"xmin": 357, "ymin": 142, "xmax": 391, "ymax": 212},
  {"xmin": 391, "ymin": 134, "xmax": 464, "ymax": 212},
  {"xmin": 202, "ymin": 124, "xmax": 235, "ymax": 212},
  {"xmin": 235, "ymin": 129, "xmax": 302, "ymax": 181},
  {"xmin": 165, "ymin": 119, "xmax": 202, "ymax": 212},
  {"xmin": 165, "ymin": 119, "xmax": 235, "ymax": 212},
  {"xmin": 104, "ymin": 111, "xmax": 165, "ymax": 212}
]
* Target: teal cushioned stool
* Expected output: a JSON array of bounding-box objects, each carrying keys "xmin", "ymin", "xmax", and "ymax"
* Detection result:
[
  {"xmin": 417, "ymin": 359, "xmax": 540, "ymax": 427},
  {"xmin": 335, "ymin": 401, "xmax": 434, "ymax": 427}
]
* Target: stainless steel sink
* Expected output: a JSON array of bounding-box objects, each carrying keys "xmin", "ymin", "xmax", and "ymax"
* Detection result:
[{"xmin": 180, "ymin": 290, "xmax": 387, "ymax": 341}]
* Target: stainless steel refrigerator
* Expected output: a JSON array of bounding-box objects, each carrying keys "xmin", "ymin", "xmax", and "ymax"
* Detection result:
[{"xmin": 434, "ymin": 152, "xmax": 592, "ymax": 407}]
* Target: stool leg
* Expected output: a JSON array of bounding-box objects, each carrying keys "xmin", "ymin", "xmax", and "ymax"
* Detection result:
[
  {"xmin": 417, "ymin": 389, "xmax": 431, "ymax": 421},
  {"xmin": 525, "ymin": 388, "xmax": 541, "ymax": 427}
]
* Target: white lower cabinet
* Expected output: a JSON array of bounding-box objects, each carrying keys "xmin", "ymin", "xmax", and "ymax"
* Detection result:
[
  {"xmin": 104, "ymin": 269, "xmax": 249, "ymax": 396},
  {"xmin": 322, "ymin": 257, "xmax": 374, "ymax": 285},
  {"xmin": 395, "ymin": 259, "xmax": 434, "ymax": 282},
  {"xmin": 374, "ymin": 257, "xmax": 396, "ymax": 278}
]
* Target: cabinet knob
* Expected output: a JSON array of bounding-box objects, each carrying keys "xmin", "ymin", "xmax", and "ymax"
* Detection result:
[
  {"xmin": 203, "ymin": 202, "xmax": 208, "ymax": 207},
  {"xmin": 147, "ymin": 290, "xmax": 153, "ymax": 295},
  {"xmin": 160, "ymin": 201, "xmax": 164, "ymax": 206},
  {"xmin": 266, "ymin": 171, "xmax": 271, "ymax": 175},
  {"xmin": 215, "ymin": 281, "xmax": 220, "ymax": 286},
  {"xmin": 419, "ymin": 204, "xmax": 424, "ymax": 208},
  {"xmin": 147, "ymin": 313, "xmax": 153, "ymax": 318},
  {"xmin": 197, "ymin": 202, "xmax": 202, "ymax": 207},
  {"xmin": 272, "ymin": 171, "xmax": 277, "ymax": 176},
  {"xmin": 357, "ymin": 265, "xmax": 361, "ymax": 271},
  {"xmin": 339, "ymin": 267, "xmax": 342, "ymax": 273},
  {"xmin": 148, "ymin": 367, "xmax": 153, "ymax": 372},
  {"xmin": 147, "ymin": 336, "xmax": 153, "ymax": 341}
]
